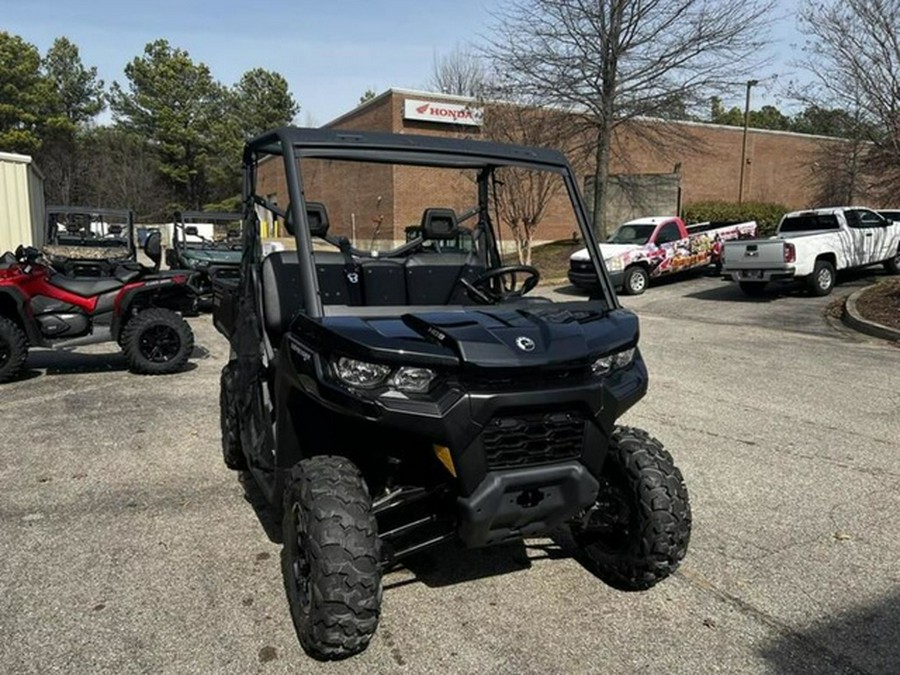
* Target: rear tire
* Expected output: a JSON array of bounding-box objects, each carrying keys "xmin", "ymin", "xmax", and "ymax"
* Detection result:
[
  {"xmin": 219, "ymin": 361, "xmax": 245, "ymax": 470},
  {"xmin": 572, "ymin": 426, "xmax": 691, "ymax": 591},
  {"xmin": 121, "ymin": 308, "xmax": 194, "ymax": 375},
  {"xmin": 281, "ymin": 456, "xmax": 382, "ymax": 660},
  {"xmin": 0, "ymin": 317, "xmax": 28, "ymax": 383},
  {"xmin": 622, "ymin": 266, "xmax": 649, "ymax": 296},
  {"xmin": 884, "ymin": 247, "xmax": 900, "ymax": 274},
  {"xmin": 807, "ymin": 259, "xmax": 835, "ymax": 296},
  {"xmin": 738, "ymin": 281, "xmax": 768, "ymax": 297}
]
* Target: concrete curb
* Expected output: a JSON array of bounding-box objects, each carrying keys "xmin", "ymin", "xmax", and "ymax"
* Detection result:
[{"xmin": 842, "ymin": 285, "xmax": 900, "ymax": 342}]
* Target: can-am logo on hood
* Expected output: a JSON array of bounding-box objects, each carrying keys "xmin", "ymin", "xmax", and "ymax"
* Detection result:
[
  {"xmin": 515, "ymin": 336, "xmax": 536, "ymax": 352},
  {"xmin": 404, "ymin": 99, "xmax": 484, "ymax": 127}
]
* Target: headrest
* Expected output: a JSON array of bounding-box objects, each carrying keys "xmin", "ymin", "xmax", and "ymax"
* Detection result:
[
  {"xmin": 306, "ymin": 202, "xmax": 329, "ymax": 238},
  {"xmin": 420, "ymin": 208, "xmax": 458, "ymax": 240}
]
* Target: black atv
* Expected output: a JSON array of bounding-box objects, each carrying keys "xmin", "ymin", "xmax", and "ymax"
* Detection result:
[
  {"xmin": 166, "ymin": 211, "xmax": 242, "ymax": 308},
  {"xmin": 215, "ymin": 127, "xmax": 691, "ymax": 660},
  {"xmin": 43, "ymin": 206, "xmax": 137, "ymax": 277}
]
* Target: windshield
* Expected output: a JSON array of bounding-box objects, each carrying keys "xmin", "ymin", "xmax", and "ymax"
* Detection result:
[
  {"xmin": 607, "ymin": 224, "xmax": 655, "ymax": 245},
  {"xmin": 257, "ymin": 154, "xmax": 589, "ymax": 312},
  {"xmin": 177, "ymin": 216, "xmax": 243, "ymax": 250}
]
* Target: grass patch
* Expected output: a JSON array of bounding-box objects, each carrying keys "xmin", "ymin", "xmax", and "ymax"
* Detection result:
[{"xmin": 503, "ymin": 239, "xmax": 584, "ymax": 281}]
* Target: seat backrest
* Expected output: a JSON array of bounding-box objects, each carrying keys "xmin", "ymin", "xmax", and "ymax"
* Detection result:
[
  {"xmin": 405, "ymin": 253, "xmax": 484, "ymax": 305},
  {"xmin": 261, "ymin": 251, "xmax": 305, "ymax": 343},
  {"xmin": 306, "ymin": 202, "xmax": 330, "ymax": 238},
  {"xmin": 360, "ymin": 259, "xmax": 407, "ymax": 306},
  {"xmin": 421, "ymin": 208, "xmax": 458, "ymax": 240},
  {"xmin": 404, "ymin": 208, "xmax": 484, "ymax": 304},
  {"xmin": 283, "ymin": 201, "xmax": 330, "ymax": 238},
  {"xmin": 314, "ymin": 251, "xmax": 350, "ymax": 305}
]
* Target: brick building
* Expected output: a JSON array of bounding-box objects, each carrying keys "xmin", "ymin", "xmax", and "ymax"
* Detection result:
[{"xmin": 257, "ymin": 88, "xmax": 866, "ymax": 244}]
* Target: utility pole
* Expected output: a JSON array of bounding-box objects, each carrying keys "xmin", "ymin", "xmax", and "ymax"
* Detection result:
[{"xmin": 738, "ymin": 79, "xmax": 758, "ymax": 204}]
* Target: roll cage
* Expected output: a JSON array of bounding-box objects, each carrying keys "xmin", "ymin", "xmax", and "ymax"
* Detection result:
[{"xmin": 241, "ymin": 127, "xmax": 618, "ymax": 319}]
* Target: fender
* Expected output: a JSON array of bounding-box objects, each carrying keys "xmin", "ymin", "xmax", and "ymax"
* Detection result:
[
  {"xmin": 0, "ymin": 286, "xmax": 44, "ymax": 346},
  {"xmin": 110, "ymin": 274, "xmax": 191, "ymax": 340}
]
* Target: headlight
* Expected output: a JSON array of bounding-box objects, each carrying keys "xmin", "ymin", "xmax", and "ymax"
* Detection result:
[
  {"xmin": 333, "ymin": 357, "xmax": 391, "ymax": 388},
  {"xmin": 591, "ymin": 347, "xmax": 635, "ymax": 375},
  {"xmin": 389, "ymin": 367, "xmax": 436, "ymax": 393},
  {"xmin": 332, "ymin": 358, "xmax": 437, "ymax": 393},
  {"xmin": 607, "ymin": 257, "xmax": 624, "ymax": 271}
]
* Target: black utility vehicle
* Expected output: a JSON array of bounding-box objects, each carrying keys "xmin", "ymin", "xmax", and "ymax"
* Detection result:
[
  {"xmin": 44, "ymin": 207, "xmax": 136, "ymax": 276},
  {"xmin": 215, "ymin": 127, "xmax": 691, "ymax": 660},
  {"xmin": 166, "ymin": 211, "xmax": 243, "ymax": 307}
]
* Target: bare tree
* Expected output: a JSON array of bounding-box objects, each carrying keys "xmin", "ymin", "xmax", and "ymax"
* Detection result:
[
  {"xmin": 483, "ymin": 0, "xmax": 775, "ymax": 237},
  {"xmin": 429, "ymin": 45, "xmax": 489, "ymax": 97},
  {"xmin": 81, "ymin": 127, "xmax": 168, "ymax": 220},
  {"xmin": 484, "ymin": 104, "xmax": 581, "ymax": 264},
  {"xmin": 796, "ymin": 0, "xmax": 900, "ymax": 202}
]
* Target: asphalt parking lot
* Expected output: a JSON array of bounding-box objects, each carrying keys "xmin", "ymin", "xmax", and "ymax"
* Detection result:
[{"xmin": 1, "ymin": 270, "xmax": 897, "ymax": 674}]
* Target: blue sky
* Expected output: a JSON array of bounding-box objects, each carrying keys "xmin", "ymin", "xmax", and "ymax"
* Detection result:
[{"xmin": 4, "ymin": 0, "xmax": 804, "ymax": 125}]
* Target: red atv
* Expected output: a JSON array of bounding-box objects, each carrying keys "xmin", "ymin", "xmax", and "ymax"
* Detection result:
[{"xmin": 0, "ymin": 232, "xmax": 197, "ymax": 383}]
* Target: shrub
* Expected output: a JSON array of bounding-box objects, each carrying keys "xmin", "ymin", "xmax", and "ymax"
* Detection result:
[{"xmin": 682, "ymin": 201, "xmax": 788, "ymax": 236}]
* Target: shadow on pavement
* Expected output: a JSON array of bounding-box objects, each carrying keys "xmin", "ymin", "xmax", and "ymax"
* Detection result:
[
  {"xmin": 686, "ymin": 268, "xmax": 884, "ymax": 303},
  {"xmin": 20, "ymin": 346, "xmax": 205, "ymax": 378},
  {"xmin": 383, "ymin": 528, "xmax": 589, "ymax": 592},
  {"xmin": 684, "ymin": 284, "xmax": 788, "ymax": 303},
  {"xmin": 25, "ymin": 350, "xmax": 129, "ymax": 375},
  {"xmin": 553, "ymin": 269, "xmax": 720, "ymax": 298},
  {"xmin": 760, "ymin": 589, "xmax": 900, "ymax": 674}
]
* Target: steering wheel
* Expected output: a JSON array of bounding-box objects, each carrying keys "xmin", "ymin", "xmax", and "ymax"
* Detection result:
[{"xmin": 460, "ymin": 265, "xmax": 541, "ymax": 304}]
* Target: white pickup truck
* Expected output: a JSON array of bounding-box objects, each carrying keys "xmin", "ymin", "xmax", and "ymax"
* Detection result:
[{"xmin": 722, "ymin": 207, "xmax": 900, "ymax": 296}]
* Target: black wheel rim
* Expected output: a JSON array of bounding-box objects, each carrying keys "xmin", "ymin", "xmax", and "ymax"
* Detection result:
[
  {"xmin": 138, "ymin": 325, "xmax": 181, "ymax": 363},
  {"xmin": 289, "ymin": 503, "xmax": 311, "ymax": 608}
]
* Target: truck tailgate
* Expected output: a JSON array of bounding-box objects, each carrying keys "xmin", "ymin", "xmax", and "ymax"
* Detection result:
[{"xmin": 722, "ymin": 239, "xmax": 787, "ymax": 270}]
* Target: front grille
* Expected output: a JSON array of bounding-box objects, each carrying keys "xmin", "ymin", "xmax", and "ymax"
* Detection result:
[
  {"xmin": 570, "ymin": 260, "xmax": 594, "ymax": 272},
  {"xmin": 462, "ymin": 366, "xmax": 591, "ymax": 391},
  {"xmin": 482, "ymin": 410, "xmax": 585, "ymax": 469}
]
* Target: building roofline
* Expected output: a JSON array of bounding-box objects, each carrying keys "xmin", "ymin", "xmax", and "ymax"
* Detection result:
[
  {"xmin": 0, "ymin": 151, "xmax": 45, "ymax": 179},
  {"xmin": 324, "ymin": 87, "xmax": 854, "ymax": 145},
  {"xmin": 0, "ymin": 151, "xmax": 34, "ymax": 164},
  {"xmin": 628, "ymin": 115, "xmax": 850, "ymax": 143}
]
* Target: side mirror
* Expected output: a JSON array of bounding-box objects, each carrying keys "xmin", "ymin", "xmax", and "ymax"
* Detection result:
[
  {"xmin": 185, "ymin": 225, "xmax": 199, "ymax": 236},
  {"xmin": 144, "ymin": 230, "xmax": 162, "ymax": 271}
]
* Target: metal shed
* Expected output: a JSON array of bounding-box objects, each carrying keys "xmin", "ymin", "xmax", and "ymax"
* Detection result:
[{"xmin": 0, "ymin": 152, "xmax": 45, "ymax": 253}]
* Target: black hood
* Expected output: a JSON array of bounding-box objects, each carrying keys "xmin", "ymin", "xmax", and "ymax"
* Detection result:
[{"xmin": 293, "ymin": 303, "xmax": 638, "ymax": 370}]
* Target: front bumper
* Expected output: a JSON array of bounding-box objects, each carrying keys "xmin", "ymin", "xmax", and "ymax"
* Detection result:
[
  {"xmin": 457, "ymin": 461, "xmax": 599, "ymax": 547},
  {"xmin": 568, "ymin": 267, "xmax": 623, "ymax": 290}
]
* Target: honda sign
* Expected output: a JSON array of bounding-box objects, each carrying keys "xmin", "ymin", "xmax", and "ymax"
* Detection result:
[{"xmin": 403, "ymin": 99, "xmax": 484, "ymax": 127}]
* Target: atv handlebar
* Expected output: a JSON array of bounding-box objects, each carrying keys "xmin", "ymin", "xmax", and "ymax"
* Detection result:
[{"xmin": 15, "ymin": 245, "xmax": 42, "ymax": 264}]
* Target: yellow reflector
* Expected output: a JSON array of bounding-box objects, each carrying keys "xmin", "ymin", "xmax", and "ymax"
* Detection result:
[{"xmin": 433, "ymin": 445, "xmax": 456, "ymax": 477}]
